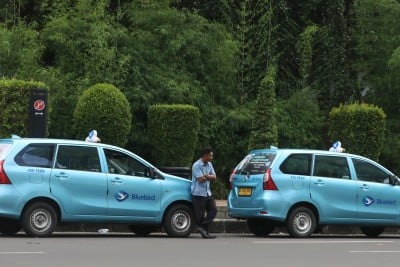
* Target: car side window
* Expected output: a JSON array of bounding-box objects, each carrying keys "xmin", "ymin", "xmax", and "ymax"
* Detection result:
[
  {"xmin": 352, "ymin": 158, "xmax": 390, "ymax": 184},
  {"xmin": 313, "ymin": 155, "xmax": 350, "ymax": 179},
  {"xmin": 14, "ymin": 144, "xmax": 55, "ymax": 168},
  {"xmin": 56, "ymin": 145, "xmax": 101, "ymax": 172},
  {"xmin": 104, "ymin": 149, "xmax": 149, "ymax": 178},
  {"xmin": 280, "ymin": 154, "xmax": 311, "ymax": 176}
]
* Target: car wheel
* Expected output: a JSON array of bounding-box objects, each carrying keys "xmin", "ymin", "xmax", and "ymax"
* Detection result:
[
  {"xmin": 129, "ymin": 225, "xmax": 156, "ymax": 237},
  {"xmin": 287, "ymin": 207, "xmax": 316, "ymax": 238},
  {"xmin": 247, "ymin": 219, "xmax": 275, "ymax": 237},
  {"xmin": 360, "ymin": 226, "xmax": 384, "ymax": 237},
  {"xmin": 0, "ymin": 218, "xmax": 22, "ymax": 235},
  {"xmin": 21, "ymin": 202, "xmax": 58, "ymax": 237},
  {"xmin": 163, "ymin": 204, "xmax": 194, "ymax": 237}
]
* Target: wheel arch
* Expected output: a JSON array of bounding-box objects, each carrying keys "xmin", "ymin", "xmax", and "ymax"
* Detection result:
[
  {"xmin": 20, "ymin": 197, "xmax": 62, "ymax": 222},
  {"xmin": 286, "ymin": 202, "xmax": 319, "ymax": 224},
  {"xmin": 162, "ymin": 200, "xmax": 193, "ymax": 223}
]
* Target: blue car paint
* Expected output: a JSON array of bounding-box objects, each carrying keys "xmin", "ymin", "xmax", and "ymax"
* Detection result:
[
  {"xmin": 228, "ymin": 148, "xmax": 400, "ymax": 227},
  {"xmin": 0, "ymin": 138, "xmax": 192, "ymax": 226}
]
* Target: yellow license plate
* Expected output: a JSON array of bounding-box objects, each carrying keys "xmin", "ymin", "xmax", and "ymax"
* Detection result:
[{"xmin": 238, "ymin": 187, "xmax": 252, "ymax": 196}]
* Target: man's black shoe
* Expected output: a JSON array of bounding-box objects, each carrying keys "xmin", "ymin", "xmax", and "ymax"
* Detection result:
[
  {"xmin": 205, "ymin": 232, "xmax": 216, "ymax": 239},
  {"xmin": 196, "ymin": 226, "xmax": 208, "ymax": 238},
  {"xmin": 196, "ymin": 226, "xmax": 216, "ymax": 239}
]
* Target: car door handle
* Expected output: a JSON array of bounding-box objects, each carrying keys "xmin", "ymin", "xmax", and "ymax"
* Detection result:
[
  {"xmin": 314, "ymin": 179, "xmax": 325, "ymax": 186},
  {"xmin": 111, "ymin": 177, "xmax": 123, "ymax": 184},
  {"xmin": 55, "ymin": 172, "xmax": 69, "ymax": 179},
  {"xmin": 359, "ymin": 184, "xmax": 370, "ymax": 190}
]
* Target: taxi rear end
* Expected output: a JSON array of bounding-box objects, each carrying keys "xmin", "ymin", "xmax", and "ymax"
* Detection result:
[
  {"xmin": 228, "ymin": 149, "xmax": 284, "ymax": 220},
  {"xmin": 0, "ymin": 139, "xmax": 22, "ymax": 219}
]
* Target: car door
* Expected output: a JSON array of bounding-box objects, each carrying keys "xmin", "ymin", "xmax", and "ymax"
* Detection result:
[
  {"xmin": 103, "ymin": 148, "xmax": 162, "ymax": 217},
  {"xmin": 352, "ymin": 158, "xmax": 400, "ymax": 221},
  {"xmin": 310, "ymin": 155, "xmax": 358, "ymax": 220},
  {"xmin": 50, "ymin": 144, "xmax": 108, "ymax": 215}
]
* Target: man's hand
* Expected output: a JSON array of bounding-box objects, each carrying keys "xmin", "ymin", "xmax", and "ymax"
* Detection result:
[
  {"xmin": 198, "ymin": 177, "xmax": 207, "ymax": 183},
  {"xmin": 204, "ymin": 174, "xmax": 216, "ymax": 181}
]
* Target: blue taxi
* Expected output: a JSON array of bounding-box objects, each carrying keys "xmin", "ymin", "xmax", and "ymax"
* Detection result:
[
  {"xmin": 228, "ymin": 148, "xmax": 400, "ymax": 238},
  {"xmin": 0, "ymin": 137, "xmax": 194, "ymax": 237}
]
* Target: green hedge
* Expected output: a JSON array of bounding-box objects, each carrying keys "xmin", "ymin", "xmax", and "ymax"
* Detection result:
[
  {"xmin": 329, "ymin": 103, "xmax": 386, "ymax": 160},
  {"xmin": 0, "ymin": 78, "xmax": 48, "ymax": 138},
  {"xmin": 148, "ymin": 104, "xmax": 200, "ymax": 166},
  {"xmin": 73, "ymin": 83, "xmax": 132, "ymax": 147}
]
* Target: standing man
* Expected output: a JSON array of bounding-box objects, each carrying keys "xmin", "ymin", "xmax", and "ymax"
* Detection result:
[{"xmin": 191, "ymin": 147, "xmax": 218, "ymax": 239}]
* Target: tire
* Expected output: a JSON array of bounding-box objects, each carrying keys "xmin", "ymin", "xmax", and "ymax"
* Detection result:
[
  {"xmin": 360, "ymin": 226, "xmax": 384, "ymax": 237},
  {"xmin": 287, "ymin": 207, "xmax": 316, "ymax": 238},
  {"xmin": 0, "ymin": 218, "xmax": 22, "ymax": 236},
  {"xmin": 129, "ymin": 225, "xmax": 156, "ymax": 237},
  {"xmin": 163, "ymin": 204, "xmax": 194, "ymax": 237},
  {"xmin": 21, "ymin": 202, "xmax": 58, "ymax": 237},
  {"xmin": 247, "ymin": 219, "xmax": 275, "ymax": 237}
]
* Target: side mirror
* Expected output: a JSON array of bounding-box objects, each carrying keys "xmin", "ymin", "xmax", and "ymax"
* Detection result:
[
  {"xmin": 147, "ymin": 167, "xmax": 163, "ymax": 179},
  {"xmin": 389, "ymin": 175, "xmax": 399, "ymax": 186},
  {"xmin": 149, "ymin": 167, "xmax": 155, "ymax": 178}
]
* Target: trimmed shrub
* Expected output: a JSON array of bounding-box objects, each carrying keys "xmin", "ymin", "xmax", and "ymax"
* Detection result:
[
  {"xmin": 148, "ymin": 104, "xmax": 200, "ymax": 167},
  {"xmin": 329, "ymin": 103, "xmax": 386, "ymax": 160},
  {"xmin": 0, "ymin": 78, "xmax": 48, "ymax": 138},
  {"xmin": 73, "ymin": 83, "xmax": 132, "ymax": 147}
]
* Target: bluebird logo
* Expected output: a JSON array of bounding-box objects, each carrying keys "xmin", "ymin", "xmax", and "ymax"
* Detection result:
[
  {"xmin": 115, "ymin": 191, "xmax": 129, "ymax": 202},
  {"xmin": 363, "ymin": 196, "xmax": 375, "ymax": 207}
]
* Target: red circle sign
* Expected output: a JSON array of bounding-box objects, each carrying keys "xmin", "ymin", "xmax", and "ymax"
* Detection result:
[{"xmin": 34, "ymin": 100, "xmax": 45, "ymax": 111}]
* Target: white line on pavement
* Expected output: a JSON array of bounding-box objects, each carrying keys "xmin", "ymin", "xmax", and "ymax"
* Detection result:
[
  {"xmin": 349, "ymin": 251, "xmax": 400, "ymax": 253},
  {"xmin": 0, "ymin": 252, "xmax": 45, "ymax": 254},
  {"xmin": 253, "ymin": 240, "xmax": 395, "ymax": 244}
]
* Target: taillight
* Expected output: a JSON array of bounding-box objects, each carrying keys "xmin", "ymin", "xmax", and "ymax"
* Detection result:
[
  {"xmin": 0, "ymin": 160, "xmax": 11, "ymax": 184},
  {"xmin": 263, "ymin": 168, "xmax": 277, "ymax": 190},
  {"xmin": 229, "ymin": 169, "xmax": 237, "ymax": 190}
]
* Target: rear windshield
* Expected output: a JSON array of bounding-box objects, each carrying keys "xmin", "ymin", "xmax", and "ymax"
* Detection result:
[
  {"xmin": 0, "ymin": 143, "xmax": 12, "ymax": 160},
  {"xmin": 235, "ymin": 153, "xmax": 276, "ymax": 175}
]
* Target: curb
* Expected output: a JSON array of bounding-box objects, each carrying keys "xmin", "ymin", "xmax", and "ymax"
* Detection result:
[
  {"xmin": 55, "ymin": 219, "xmax": 400, "ymax": 235},
  {"xmin": 50, "ymin": 201, "xmax": 400, "ymax": 235}
]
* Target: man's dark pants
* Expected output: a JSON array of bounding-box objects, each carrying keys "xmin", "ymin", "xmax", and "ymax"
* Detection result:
[{"xmin": 192, "ymin": 195, "xmax": 218, "ymax": 231}]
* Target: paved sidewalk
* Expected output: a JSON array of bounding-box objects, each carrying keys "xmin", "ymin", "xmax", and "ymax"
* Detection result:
[{"xmin": 215, "ymin": 200, "xmax": 226, "ymax": 207}]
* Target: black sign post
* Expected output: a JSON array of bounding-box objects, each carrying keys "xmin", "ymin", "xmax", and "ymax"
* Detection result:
[{"xmin": 28, "ymin": 89, "xmax": 48, "ymax": 138}]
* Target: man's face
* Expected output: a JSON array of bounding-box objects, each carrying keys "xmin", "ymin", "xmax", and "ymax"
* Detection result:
[{"xmin": 203, "ymin": 152, "xmax": 214, "ymax": 162}]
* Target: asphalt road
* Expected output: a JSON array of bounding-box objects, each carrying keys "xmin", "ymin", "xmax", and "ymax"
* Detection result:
[{"xmin": 2, "ymin": 233, "xmax": 400, "ymax": 267}]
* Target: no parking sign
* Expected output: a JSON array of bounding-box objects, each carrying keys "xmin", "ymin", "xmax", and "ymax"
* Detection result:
[{"xmin": 28, "ymin": 89, "xmax": 48, "ymax": 138}]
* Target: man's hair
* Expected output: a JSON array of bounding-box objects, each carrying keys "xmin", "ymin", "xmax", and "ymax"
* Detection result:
[{"xmin": 200, "ymin": 146, "xmax": 213, "ymax": 157}]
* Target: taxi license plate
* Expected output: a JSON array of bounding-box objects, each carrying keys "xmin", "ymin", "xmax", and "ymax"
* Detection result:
[{"xmin": 238, "ymin": 187, "xmax": 252, "ymax": 196}]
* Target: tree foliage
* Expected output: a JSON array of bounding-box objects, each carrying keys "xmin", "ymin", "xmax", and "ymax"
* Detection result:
[
  {"xmin": 1, "ymin": 0, "xmax": 400, "ymax": 192},
  {"xmin": 248, "ymin": 67, "xmax": 278, "ymax": 151},
  {"xmin": 277, "ymin": 88, "xmax": 323, "ymax": 148}
]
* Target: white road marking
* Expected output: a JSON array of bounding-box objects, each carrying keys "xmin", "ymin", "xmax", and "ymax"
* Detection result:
[
  {"xmin": 0, "ymin": 252, "xmax": 45, "ymax": 254},
  {"xmin": 253, "ymin": 240, "xmax": 395, "ymax": 244},
  {"xmin": 349, "ymin": 251, "xmax": 400, "ymax": 253}
]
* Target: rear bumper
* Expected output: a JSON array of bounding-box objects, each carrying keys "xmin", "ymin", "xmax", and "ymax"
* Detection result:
[
  {"xmin": 227, "ymin": 207, "xmax": 284, "ymax": 221},
  {"xmin": 227, "ymin": 193, "xmax": 287, "ymax": 222},
  {"xmin": 0, "ymin": 186, "xmax": 23, "ymax": 219}
]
